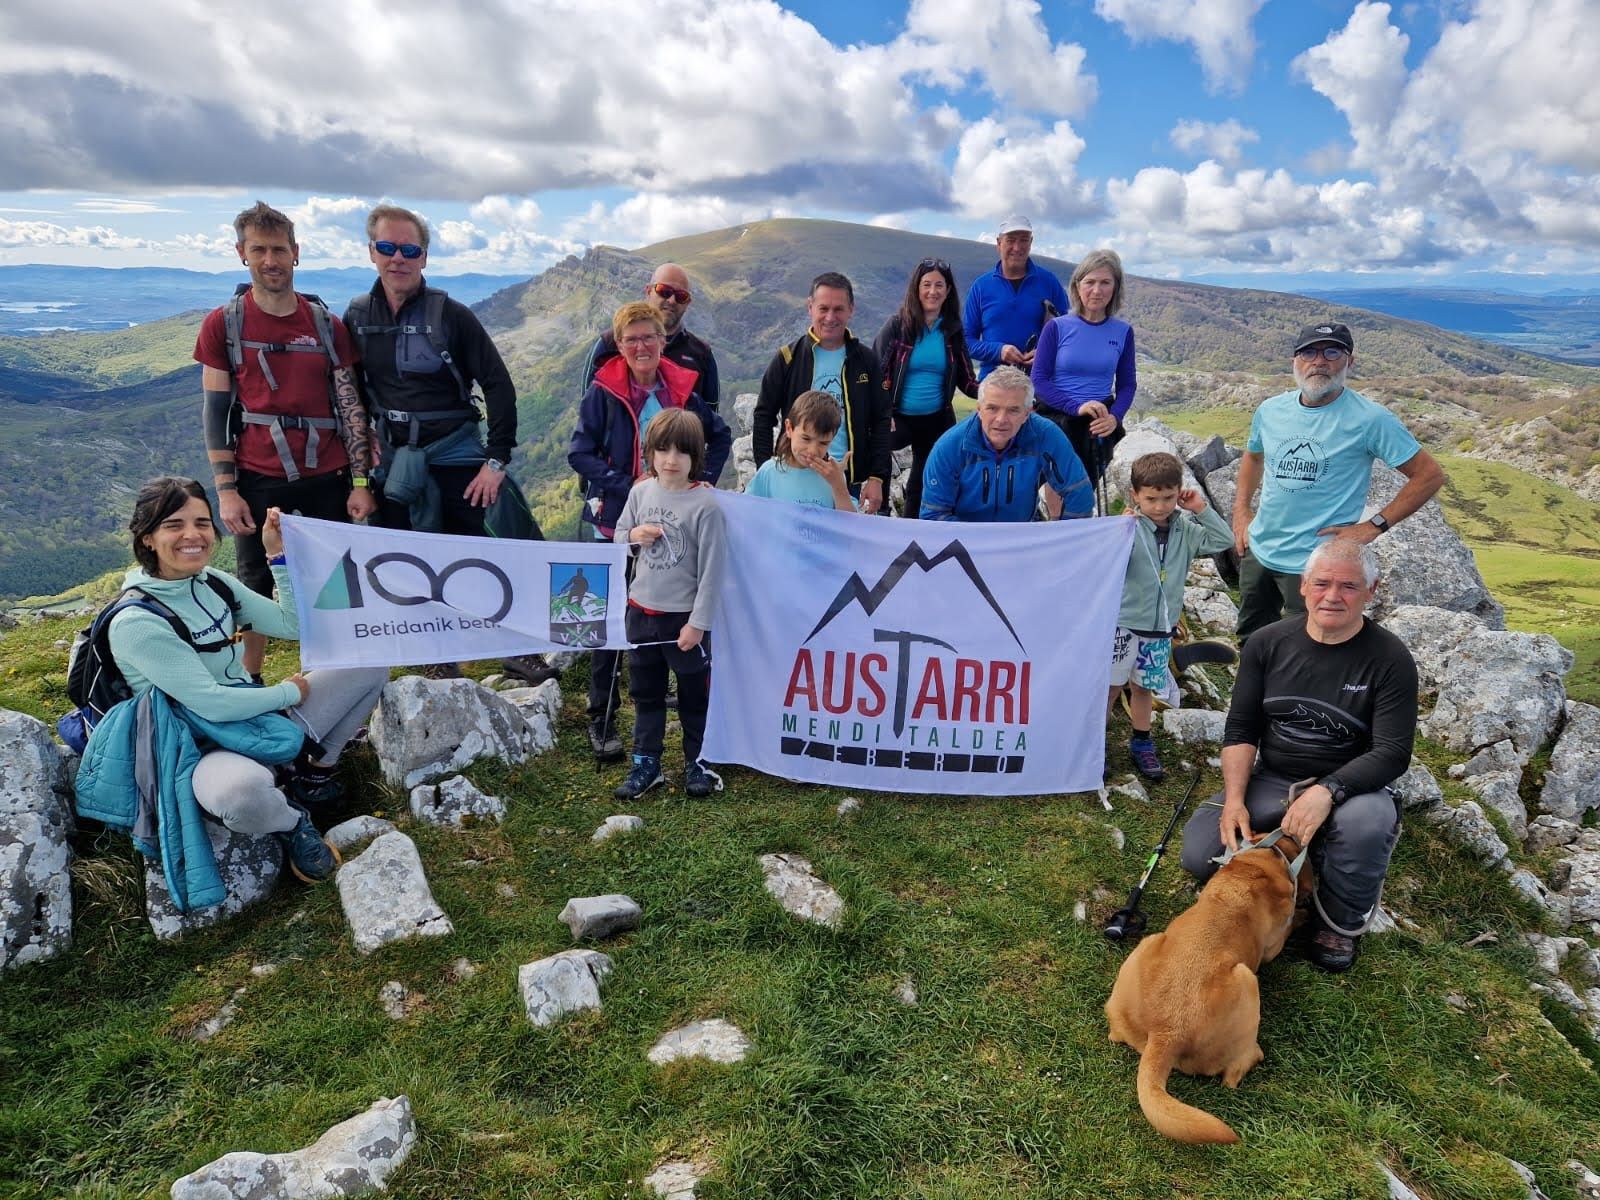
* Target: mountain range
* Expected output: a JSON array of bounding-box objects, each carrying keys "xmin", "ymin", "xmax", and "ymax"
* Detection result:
[{"xmin": 2, "ymin": 218, "xmax": 1597, "ymax": 601}]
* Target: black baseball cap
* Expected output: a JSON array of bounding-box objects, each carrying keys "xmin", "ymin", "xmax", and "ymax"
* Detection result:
[{"xmin": 1293, "ymin": 322, "xmax": 1354, "ymax": 354}]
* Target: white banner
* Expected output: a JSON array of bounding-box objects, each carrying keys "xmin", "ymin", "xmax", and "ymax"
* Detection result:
[
  {"xmin": 701, "ymin": 493, "xmax": 1136, "ymax": 796},
  {"xmin": 281, "ymin": 516, "xmax": 631, "ymax": 669}
]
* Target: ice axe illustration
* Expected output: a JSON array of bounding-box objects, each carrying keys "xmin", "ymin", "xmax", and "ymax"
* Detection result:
[{"xmin": 1104, "ymin": 766, "xmax": 1205, "ymax": 943}]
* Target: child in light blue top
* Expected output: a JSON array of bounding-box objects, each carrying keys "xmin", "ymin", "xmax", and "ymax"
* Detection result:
[{"xmin": 745, "ymin": 390, "xmax": 857, "ymax": 512}]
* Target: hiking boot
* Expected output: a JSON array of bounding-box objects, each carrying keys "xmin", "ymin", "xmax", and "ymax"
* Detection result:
[
  {"xmin": 1306, "ymin": 925, "xmax": 1361, "ymax": 973},
  {"xmin": 588, "ymin": 721, "xmax": 625, "ymax": 763},
  {"xmin": 502, "ymin": 655, "xmax": 561, "ymax": 685},
  {"xmin": 614, "ymin": 755, "xmax": 664, "ymax": 801},
  {"xmin": 277, "ymin": 806, "xmax": 341, "ymax": 883},
  {"xmin": 684, "ymin": 760, "xmax": 721, "ymax": 798},
  {"xmin": 419, "ymin": 662, "xmax": 463, "ymax": 680},
  {"xmin": 285, "ymin": 767, "xmax": 344, "ymax": 809},
  {"xmin": 1129, "ymin": 734, "xmax": 1165, "ymax": 782}
]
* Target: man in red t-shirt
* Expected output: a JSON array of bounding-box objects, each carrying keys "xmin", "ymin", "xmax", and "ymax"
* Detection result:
[{"xmin": 194, "ymin": 201, "xmax": 375, "ymax": 677}]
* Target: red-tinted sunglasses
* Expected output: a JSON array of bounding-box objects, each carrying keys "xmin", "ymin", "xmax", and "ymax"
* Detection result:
[{"xmin": 648, "ymin": 282, "xmax": 691, "ymax": 304}]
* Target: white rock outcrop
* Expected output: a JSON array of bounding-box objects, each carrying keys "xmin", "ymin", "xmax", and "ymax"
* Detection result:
[
  {"xmin": 336, "ymin": 832, "xmax": 454, "ymax": 954},
  {"xmin": 759, "ymin": 853, "xmax": 844, "ymax": 928},
  {"xmin": 370, "ymin": 676, "xmax": 548, "ymax": 789},
  {"xmin": 0, "ymin": 709, "xmax": 75, "ymax": 970},
  {"xmin": 647, "ymin": 1018, "xmax": 751, "ymax": 1065},
  {"xmin": 519, "ymin": 948, "xmax": 613, "ymax": 1026}
]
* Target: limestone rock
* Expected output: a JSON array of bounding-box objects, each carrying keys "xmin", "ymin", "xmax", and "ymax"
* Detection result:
[
  {"xmin": 644, "ymin": 1159, "xmax": 709, "ymax": 1200},
  {"xmin": 1540, "ymin": 701, "xmax": 1600, "ymax": 821},
  {"xmin": 1108, "ymin": 777, "xmax": 1149, "ymax": 805},
  {"xmin": 1525, "ymin": 815, "xmax": 1580, "ymax": 854},
  {"xmin": 647, "ymin": 1018, "xmax": 751, "ymax": 1065},
  {"xmin": 169, "ymin": 1095, "xmax": 415, "ymax": 1199},
  {"xmin": 759, "ymin": 853, "xmax": 844, "ymax": 928},
  {"xmin": 448, "ymin": 957, "xmax": 477, "ymax": 982},
  {"xmin": 591, "ymin": 814, "xmax": 644, "ymax": 844},
  {"xmin": 146, "ymin": 823, "xmax": 283, "ymax": 942},
  {"xmin": 1183, "ymin": 586, "xmax": 1238, "ymax": 632},
  {"xmin": 1378, "ymin": 606, "xmax": 1488, "ymax": 693},
  {"xmin": 1106, "ymin": 423, "xmax": 1204, "ymax": 499},
  {"xmin": 1421, "ymin": 800, "xmax": 1511, "ymax": 871},
  {"xmin": 1382, "ymin": 1163, "xmax": 1424, "ymax": 1199},
  {"xmin": 733, "ymin": 434, "xmax": 757, "ymax": 491},
  {"xmin": 1199, "ymin": 455, "xmax": 1244, "ymax": 523},
  {"xmin": 1419, "ymin": 629, "xmax": 1572, "ymax": 762},
  {"xmin": 836, "ymin": 797, "xmax": 862, "ymax": 818},
  {"xmin": 895, "ymin": 975, "xmax": 919, "ymax": 1006},
  {"xmin": 1506, "ymin": 1158, "xmax": 1555, "ymax": 1200},
  {"xmin": 1463, "ymin": 772, "xmax": 1528, "ymax": 843},
  {"xmin": 409, "ymin": 775, "xmax": 505, "ymax": 827},
  {"xmin": 1366, "ymin": 462, "xmax": 1503, "ymax": 625},
  {"xmin": 325, "ymin": 815, "xmax": 395, "ymax": 854},
  {"xmin": 1569, "ymin": 1160, "xmax": 1600, "ymax": 1200},
  {"xmin": 378, "ymin": 980, "xmax": 413, "ymax": 1020},
  {"xmin": 1393, "ymin": 761, "xmax": 1442, "ymax": 813},
  {"xmin": 731, "ymin": 392, "xmax": 758, "ymax": 439},
  {"xmin": 497, "ymin": 678, "xmax": 563, "ymax": 745},
  {"xmin": 370, "ymin": 676, "xmax": 545, "ymax": 789},
  {"xmin": 558, "ymin": 893, "xmax": 641, "ymax": 941},
  {"xmin": 1457, "ymin": 739, "xmax": 1521, "ymax": 780},
  {"xmin": 0, "ymin": 710, "xmax": 76, "ymax": 971},
  {"xmin": 1560, "ymin": 830, "xmax": 1600, "ymax": 923},
  {"xmin": 519, "ymin": 948, "xmax": 613, "ymax": 1026},
  {"xmin": 1161, "ymin": 708, "xmax": 1226, "ymax": 744},
  {"xmin": 336, "ymin": 832, "xmax": 454, "ymax": 954},
  {"xmin": 1183, "ymin": 433, "xmax": 1240, "ymax": 480},
  {"xmin": 1510, "ymin": 870, "xmax": 1571, "ymax": 930},
  {"xmin": 191, "ymin": 986, "xmax": 248, "ymax": 1043}
]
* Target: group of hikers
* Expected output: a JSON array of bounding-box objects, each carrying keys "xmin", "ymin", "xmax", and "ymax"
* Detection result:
[{"xmin": 72, "ymin": 200, "xmax": 1447, "ymax": 973}]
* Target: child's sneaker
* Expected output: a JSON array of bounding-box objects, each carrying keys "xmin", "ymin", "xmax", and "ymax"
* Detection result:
[
  {"xmin": 1129, "ymin": 733, "xmax": 1165, "ymax": 782},
  {"xmin": 277, "ymin": 805, "xmax": 341, "ymax": 883},
  {"xmin": 683, "ymin": 760, "xmax": 722, "ymax": 798},
  {"xmin": 614, "ymin": 755, "xmax": 664, "ymax": 801}
]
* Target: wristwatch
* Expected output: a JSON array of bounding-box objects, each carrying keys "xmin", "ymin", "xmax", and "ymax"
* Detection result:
[
  {"xmin": 1320, "ymin": 778, "xmax": 1348, "ymax": 805},
  {"xmin": 1368, "ymin": 512, "xmax": 1390, "ymax": 534},
  {"xmin": 485, "ymin": 458, "xmax": 507, "ymax": 474}
]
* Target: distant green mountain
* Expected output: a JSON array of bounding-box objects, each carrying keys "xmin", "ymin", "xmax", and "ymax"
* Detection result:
[{"xmin": 6, "ymin": 218, "xmax": 1598, "ymax": 599}]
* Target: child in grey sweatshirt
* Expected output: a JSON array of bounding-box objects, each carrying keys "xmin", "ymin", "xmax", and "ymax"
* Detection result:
[{"xmin": 612, "ymin": 408, "xmax": 727, "ymax": 799}]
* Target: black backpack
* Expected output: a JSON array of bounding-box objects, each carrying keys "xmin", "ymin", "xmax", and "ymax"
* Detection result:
[{"xmin": 57, "ymin": 576, "xmax": 245, "ymax": 753}]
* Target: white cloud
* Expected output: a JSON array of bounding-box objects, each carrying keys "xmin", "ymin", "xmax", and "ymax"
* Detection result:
[
  {"xmin": 1094, "ymin": 0, "xmax": 1266, "ymax": 91},
  {"xmin": 1291, "ymin": 2, "xmax": 1410, "ymax": 170},
  {"xmin": 0, "ymin": 216, "xmax": 149, "ymax": 250},
  {"xmin": 72, "ymin": 197, "xmax": 181, "ymax": 214},
  {"xmin": 571, "ymin": 192, "xmax": 788, "ymax": 249},
  {"xmin": 951, "ymin": 119, "xmax": 1100, "ymax": 225},
  {"xmin": 1169, "ymin": 118, "xmax": 1258, "ymax": 165},
  {"xmin": 899, "ymin": 0, "xmax": 1096, "ymax": 116}
]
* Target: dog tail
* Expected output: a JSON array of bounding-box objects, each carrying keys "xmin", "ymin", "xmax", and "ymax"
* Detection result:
[{"xmin": 1136, "ymin": 1034, "xmax": 1240, "ymax": 1145}]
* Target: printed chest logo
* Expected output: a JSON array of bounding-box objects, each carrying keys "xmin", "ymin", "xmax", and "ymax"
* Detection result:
[
  {"xmin": 1271, "ymin": 436, "xmax": 1327, "ymax": 493},
  {"xmin": 639, "ymin": 508, "xmax": 687, "ymax": 570}
]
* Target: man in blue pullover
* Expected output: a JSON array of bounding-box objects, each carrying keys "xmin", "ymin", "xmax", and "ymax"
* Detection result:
[
  {"xmin": 962, "ymin": 216, "xmax": 1070, "ymax": 379},
  {"xmin": 920, "ymin": 366, "xmax": 1092, "ymax": 522}
]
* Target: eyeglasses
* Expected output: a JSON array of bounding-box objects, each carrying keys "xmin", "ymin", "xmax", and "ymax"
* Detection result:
[
  {"xmin": 620, "ymin": 334, "xmax": 663, "ymax": 349},
  {"xmin": 373, "ymin": 240, "xmax": 424, "ymax": 259},
  {"xmin": 1295, "ymin": 346, "xmax": 1348, "ymax": 361},
  {"xmin": 919, "ymin": 258, "xmax": 951, "ymax": 272},
  {"xmin": 648, "ymin": 282, "xmax": 690, "ymax": 304}
]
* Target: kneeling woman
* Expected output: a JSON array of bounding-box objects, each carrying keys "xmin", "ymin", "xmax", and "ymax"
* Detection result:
[{"xmin": 77, "ymin": 477, "xmax": 387, "ymax": 893}]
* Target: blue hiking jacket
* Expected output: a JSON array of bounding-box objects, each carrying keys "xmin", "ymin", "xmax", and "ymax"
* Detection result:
[
  {"xmin": 920, "ymin": 413, "xmax": 1093, "ymax": 523},
  {"xmin": 962, "ymin": 260, "xmax": 1070, "ymax": 376}
]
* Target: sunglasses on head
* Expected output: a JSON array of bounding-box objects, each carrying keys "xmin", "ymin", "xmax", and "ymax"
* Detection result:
[
  {"xmin": 648, "ymin": 282, "xmax": 690, "ymax": 304},
  {"xmin": 919, "ymin": 258, "xmax": 951, "ymax": 272},
  {"xmin": 373, "ymin": 240, "xmax": 424, "ymax": 259}
]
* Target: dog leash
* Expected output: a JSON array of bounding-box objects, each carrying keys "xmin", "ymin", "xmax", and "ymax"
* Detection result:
[{"xmin": 1209, "ymin": 826, "xmax": 1309, "ymax": 885}]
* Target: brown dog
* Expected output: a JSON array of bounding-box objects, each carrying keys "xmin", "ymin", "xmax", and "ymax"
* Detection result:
[{"xmin": 1104, "ymin": 834, "xmax": 1310, "ymax": 1144}]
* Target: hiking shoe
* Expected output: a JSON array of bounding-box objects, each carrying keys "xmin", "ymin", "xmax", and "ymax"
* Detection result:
[
  {"xmin": 419, "ymin": 662, "xmax": 463, "ymax": 680},
  {"xmin": 614, "ymin": 755, "xmax": 664, "ymax": 801},
  {"xmin": 684, "ymin": 760, "xmax": 722, "ymax": 798},
  {"xmin": 277, "ymin": 807, "xmax": 341, "ymax": 883},
  {"xmin": 1129, "ymin": 734, "xmax": 1165, "ymax": 782},
  {"xmin": 588, "ymin": 722, "xmax": 625, "ymax": 763},
  {"xmin": 1307, "ymin": 926, "xmax": 1361, "ymax": 973},
  {"xmin": 286, "ymin": 768, "xmax": 344, "ymax": 809},
  {"xmin": 502, "ymin": 655, "xmax": 561, "ymax": 685}
]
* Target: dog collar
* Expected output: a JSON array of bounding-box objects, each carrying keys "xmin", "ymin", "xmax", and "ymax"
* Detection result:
[{"xmin": 1210, "ymin": 827, "xmax": 1309, "ymax": 884}]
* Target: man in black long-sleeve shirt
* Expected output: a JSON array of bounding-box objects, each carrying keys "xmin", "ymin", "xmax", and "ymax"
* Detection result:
[{"xmin": 1180, "ymin": 538, "xmax": 1418, "ymax": 972}]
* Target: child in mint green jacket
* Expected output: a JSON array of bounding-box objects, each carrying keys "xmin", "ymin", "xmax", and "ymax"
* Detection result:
[{"xmin": 1110, "ymin": 452, "xmax": 1234, "ymax": 781}]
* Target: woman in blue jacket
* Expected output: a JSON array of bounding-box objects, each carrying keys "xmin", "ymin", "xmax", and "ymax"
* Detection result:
[
  {"xmin": 1030, "ymin": 248, "xmax": 1136, "ymax": 486},
  {"xmin": 873, "ymin": 258, "xmax": 979, "ymax": 519},
  {"xmin": 103, "ymin": 476, "xmax": 386, "ymax": 881}
]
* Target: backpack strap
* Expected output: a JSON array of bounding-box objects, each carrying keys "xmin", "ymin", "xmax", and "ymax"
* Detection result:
[{"xmin": 222, "ymin": 286, "xmax": 342, "ymax": 481}]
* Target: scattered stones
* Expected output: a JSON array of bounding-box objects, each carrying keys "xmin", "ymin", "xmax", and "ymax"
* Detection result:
[
  {"xmin": 1526, "ymin": 815, "xmax": 1580, "ymax": 854},
  {"xmin": 191, "ymin": 986, "xmax": 248, "ymax": 1043},
  {"xmin": 145, "ymin": 823, "xmax": 283, "ymax": 942},
  {"xmin": 647, "ymin": 1018, "xmax": 751, "ymax": 1065},
  {"xmin": 520, "ymin": 949, "xmax": 613, "ymax": 1026},
  {"xmin": 378, "ymin": 980, "xmax": 413, "ymax": 1020},
  {"xmin": 1393, "ymin": 761, "xmax": 1443, "ymax": 813},
  {"xmin": 1107, "ymin": 777, "xmax": 1149, "ymax": 805},
  {"xmin": 370, "ymin": 676, "xmax": 549, "ymax": 789},
  {"xmin": 1540, "ymin": 701, "xmax": 1600, "ymax": 821},
  {"xmin": 895, "ymin": 975, "xmax": 919, "ymax": 1006},
  {"xmin": 448, "ymin": 957, "xmax": 477, "ymax": 982},
  {"xmin": 0, "ymin": 709, "xmax": 76, "ymax": 971},
  {"xmin": 836, "ymin": 797, "xmax": 862, "ymax": 818},
  {"xmin": 1160, "ymin": 708, "xmax": 1227, "ymax": 744},
  {"xmin": 759, "ymin": 853, "xmax": 844, "ymax": 928},
  {"xmin": 1445, "ymin": 992, "xmax": 1469, "ymax": 1012},
  {"xmin": 1420, "ymin": 629, "xmax": 1572, "ymax": 763},
  {"xmin": 169, "ymin": 1095, "xmax": 416, "ymax": 1200},
  {"xmin": 336, "ymin": 832, "xmax": 454, "ymax": 955},
  {"xmin": 1108, "ymin": 825, "xmax": 1126, "ymax": 852},
  {"xmin": 409, "ymin": 775, "xmax": 506, "ymax": 827},
  {"xmin": 591, "ymin": 814, "xmax": 644, "ymax": 844},
  {"xmin": 558, "ymin": 894, "xmax": 642, "ymax": 941},
  {"xmin": 1073, "ymin": 900, "xmax": 1089, "ymax": 923},
  {"xmin": 325, "ymin": 815, "xmax": 396, "ymax": 854},
  {"xmin": 1420, "ymin": 800, "xmax": 1512, "ymax": 871},
  {"xmin": 644, "ymin": 1159, "xmax": 709, "ymax": 1200},
  {"xmin": 1463, "ymin": 772, "xmax": 1528, "ymax": 843}
]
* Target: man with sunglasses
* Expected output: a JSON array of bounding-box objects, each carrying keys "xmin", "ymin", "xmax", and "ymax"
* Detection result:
[
  {"xmin": 583, "ymin": 264, "xmax": 720, "ymax": 412},
  {"xmin": 1233, "ymin": 322, "xmax": 1445, "ymax": 642}
]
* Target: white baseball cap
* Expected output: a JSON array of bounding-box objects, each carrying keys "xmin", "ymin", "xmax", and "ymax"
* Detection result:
[{"xmin": 998, "ymin": 216, "xmax": 1032, "ymax": 237}]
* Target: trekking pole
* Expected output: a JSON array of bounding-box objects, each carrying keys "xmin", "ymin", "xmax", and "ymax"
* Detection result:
[{"xmin": 1103, "ymin": 766, "xmax": 1204, "ymax": 942}]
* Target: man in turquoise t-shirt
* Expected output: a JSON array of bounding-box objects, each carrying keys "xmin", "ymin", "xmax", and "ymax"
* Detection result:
[{"xmin": 1233, "ymin": 321, "xmax": 1445, "ymax": 641}]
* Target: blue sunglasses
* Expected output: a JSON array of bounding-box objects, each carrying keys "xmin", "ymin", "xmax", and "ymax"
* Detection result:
[{"xmin": 373, "ymin": 240, "xmax": 424, "ymax": 259}]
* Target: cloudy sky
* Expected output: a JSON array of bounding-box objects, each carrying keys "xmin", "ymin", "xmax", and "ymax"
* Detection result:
[{"xmin": 2, "ymin": 0, "xmax": 1596, "ymax": 288}]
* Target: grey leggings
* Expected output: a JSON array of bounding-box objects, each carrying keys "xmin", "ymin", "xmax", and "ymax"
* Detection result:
[
  {"xmin": 192, "ymin": 667, "xmax": 388, "ymax": 834},
  {"xmin": 1179, "ymin": 768, "xmax": 1401, "ymax": 932}
]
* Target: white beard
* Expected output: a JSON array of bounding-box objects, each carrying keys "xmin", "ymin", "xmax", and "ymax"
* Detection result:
[{"xmin": 1295, "ymin": 361, "xmax": 1347, "ymax": 404}]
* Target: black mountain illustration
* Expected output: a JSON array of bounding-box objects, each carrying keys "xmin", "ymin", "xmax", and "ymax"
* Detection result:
[{"xmin": 804, "ymin": 539, "xmax": 1023, "ymax": 649}]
